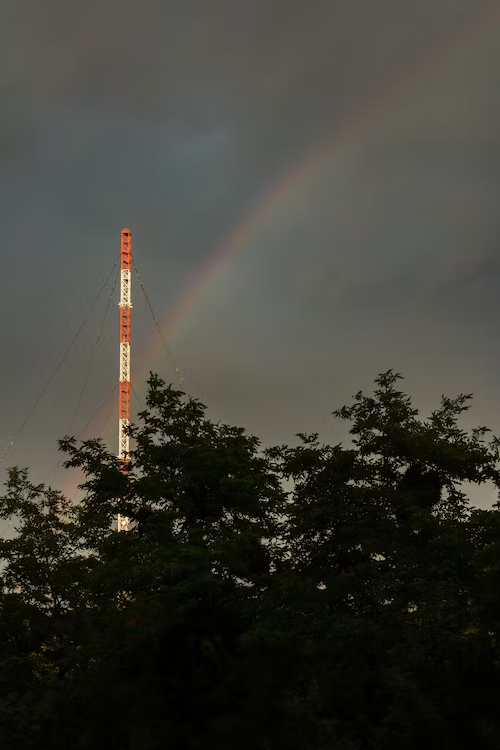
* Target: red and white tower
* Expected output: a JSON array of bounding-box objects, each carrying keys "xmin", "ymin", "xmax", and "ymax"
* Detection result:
[{"xmin": 117, "ymin": 228, "xmax": 132, "ymax": 532}]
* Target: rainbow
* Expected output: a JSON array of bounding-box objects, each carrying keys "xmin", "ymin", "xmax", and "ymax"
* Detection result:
[
  {"xmin": 59, "ymin": 6, "xmax": 499, "ymax": 498},
  {"xmin": 135, "ymin": 3, "xmax": 500, "ymax": 387}
]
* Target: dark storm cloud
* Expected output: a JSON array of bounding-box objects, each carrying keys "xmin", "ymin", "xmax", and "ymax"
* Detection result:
[
  {"xmin": 1, "ymin": 0, "xmax": 500, "ymax": 514},
  {"xmin": 1, "ymin": 1, "xmax": 492, "ymax": 162}
]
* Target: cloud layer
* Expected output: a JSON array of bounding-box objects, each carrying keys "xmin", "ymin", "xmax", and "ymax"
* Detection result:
[{"xmin": 1, "ymin": 0, "xmax": 500, "ymax": 508}]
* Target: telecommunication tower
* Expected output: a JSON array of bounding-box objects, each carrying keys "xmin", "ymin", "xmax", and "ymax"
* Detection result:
[{"xmin": 117, "ymin": 228, "xmax": 132, "ymax": 532}]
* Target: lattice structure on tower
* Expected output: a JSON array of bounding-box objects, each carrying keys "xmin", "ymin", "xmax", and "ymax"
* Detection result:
[{"xmin": 117, "ymin": 229, "xmax": 132, "ymax": 532}]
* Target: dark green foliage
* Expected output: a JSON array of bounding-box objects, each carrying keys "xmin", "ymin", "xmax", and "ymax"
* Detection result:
[{"xmin": 1, "ymin": 371, "xmax": 500, "ymax": 748}]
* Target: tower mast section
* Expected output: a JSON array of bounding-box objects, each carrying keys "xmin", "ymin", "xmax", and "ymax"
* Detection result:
[{"xmin": 117, "ymin": 228, "xmax": 132, "ymax": 532}]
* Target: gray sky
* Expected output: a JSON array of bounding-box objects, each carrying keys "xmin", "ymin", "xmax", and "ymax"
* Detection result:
[{"xmin": 1, "ymin": 0, "xmax": 500, "ymax": 508}]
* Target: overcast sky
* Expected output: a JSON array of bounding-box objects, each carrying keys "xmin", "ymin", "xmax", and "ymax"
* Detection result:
[{"xmin": 1, "ymin": 0, "xmax": 500, "ymax": 508}]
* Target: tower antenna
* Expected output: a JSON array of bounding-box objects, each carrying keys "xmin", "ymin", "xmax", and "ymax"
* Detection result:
[{"xmin": 117, "ymin": 228, "xmax": 132, "ymax": 532}]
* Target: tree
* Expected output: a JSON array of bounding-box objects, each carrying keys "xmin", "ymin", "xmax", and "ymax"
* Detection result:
[
  {"xmin": 263, "ymin": 371, "xmax": 500, "ymax": 748},
  {"xmin": 0, "ymin": 375, "xmax": 286, "ymax": 749},
  {"xmin": 1, "ymin": 371, "xmax": 500, "ymax": 748}
]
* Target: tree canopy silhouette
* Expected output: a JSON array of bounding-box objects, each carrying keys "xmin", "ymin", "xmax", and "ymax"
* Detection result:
[{"xmin": 1, "ymin": 371, "xmax": 500, "ymax": 749}]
